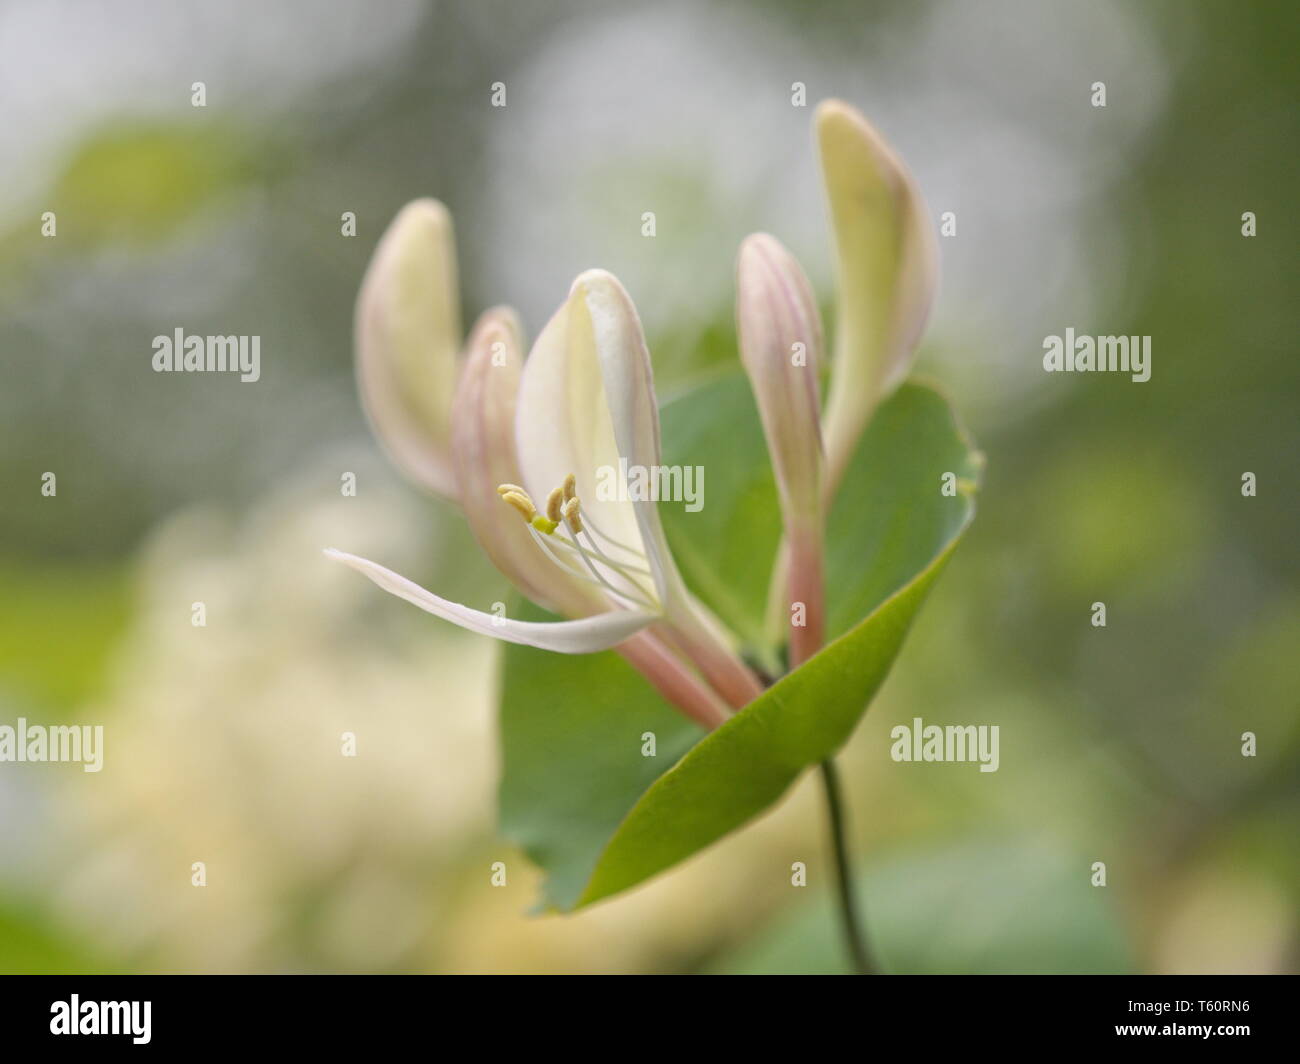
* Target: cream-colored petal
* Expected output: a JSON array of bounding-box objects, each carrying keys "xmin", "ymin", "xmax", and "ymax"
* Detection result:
[
  {"xmin": 450, "ymin": 306, "xmax": 605, "ymax": 618},
  {"xmin": 568, "ymin": 270, "xmax": 686, "ymax": 609},
  {"xmin": 517, "ymin": 271, "xmax": 761, "ymax": 706},
  {"xmin": 569, "ymin": 271, "xmax": 763, "ymax": 707},
  {"xmin": 816, "ymin": 100, "xmax": 937, "ymax": 495},
  {"xmin": 324, "ymin": 549, "xmax": 653, "ymax": 653},
  {"xmin": 355, "ymin": 198, "xmax": 463, "ymax": 499},
  {"xmin": 514, "ymin": 273, "xmax": 648, "ymax": 594}
]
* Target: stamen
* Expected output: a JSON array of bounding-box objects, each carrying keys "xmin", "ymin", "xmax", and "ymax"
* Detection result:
[
  {"xmin": 502, "ymin": 473, "xmax": 657, "ymax": 609},
  {"xmin": 555, "ymin": 503, "xmax": 655, "ymax": 594},
  {"xmin": 555, "ymin": 484, "xmax": 649, "ymax": 581},
  {"xmin": 541, "ymin": 527, "xmax": 647, "ymax": 577},
  {"xmin": 577, "ymin": 507, "xmax": 646, "ymax": 560},
  {"xmin": 528, "ymin": 524, "xmax": 583, "ymax": 573},
  {"xmin": 543, "ymin": 525, "xmax": 655, "ymax": 585},
  {"xmin": 501, "ymin": 491, "xmax": 536, "ymax": 522},
  {"xmin": 575, "ymin": 521, "xmax": 653, "ymax": 582},
  {"xmin": 561, "ymin": 496, "xmax": 583, "ymax": 533},
  {"xmin": 545, "ymin": 487, "xmax": 564, "ymax": 524},
  {"xmin": 560, "ymin": 525, "xmax": 657, "ymax": 609},
  {"xmin": 528, "ymin": 525, "xmax": 655, "ymax": 610}
]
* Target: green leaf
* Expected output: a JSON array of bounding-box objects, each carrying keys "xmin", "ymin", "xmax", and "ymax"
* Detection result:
[
  {"xmin": 576, "ymin": 526, "xmax": 966, "ymax": 907},
  {"xmin": 658, "ymin": 374, "xmax": 781, "ymax": 652},
  {"xmin": 498, "ymin": 378, "xmax": 980, "ymax": 911},
  {"xmin": 824, "ymin": 378, "xmax": 982, "ymax": 638},
  {"xmin": 657, "ymin": 376, "xmax": 981, "ymax": 649},
  {"xmin": 498, "ymin": 617, "xmax": 703, "ymax": 911},
  {"xmin": 709, "ymin": 838, "xmax": 1135, "ymax": 974}
]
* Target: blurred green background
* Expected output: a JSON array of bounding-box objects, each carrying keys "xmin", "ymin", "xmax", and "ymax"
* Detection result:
[{"xmin": 0, "ymin": 0, "xmax": 1296, "ymax": 973}]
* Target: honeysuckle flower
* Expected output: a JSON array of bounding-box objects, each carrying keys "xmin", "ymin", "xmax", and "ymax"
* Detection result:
[
  {"xmin": 331, "ymin": 215, "xmax": 760, "ymax": 730},
  {"xmin": 816, "ymin": 99, "xmax": 938, "ymax": 496},
  {"xmin": 335, "ymin": 98, "xmax": 935, "ymax": 727},
  {"xmin": 327, "ymin": 99, "xmax": 956, "ymax": 973},
  {"xmin": 736, "ymin": 232, "xmax": 825, "ymax": 667},
  {"xmin": 509, "ymin": 270, "xmax": 761, "ymax": 713}
]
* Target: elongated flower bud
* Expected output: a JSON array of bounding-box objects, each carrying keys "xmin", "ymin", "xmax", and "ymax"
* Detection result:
[
  {"xmin": 816, "ymin": 100, "xmax": 937, "ymax": 499},
  {"xmin": 736, "ymin": 233, "xmax": 824, "ymax": 525},
  {"xmin": 356, "ymin": 199, "xmax": 463, "ymax": 499},
  {"xmin": 737, "ymin": 233, "xmax": 825, "ymax": 666}
]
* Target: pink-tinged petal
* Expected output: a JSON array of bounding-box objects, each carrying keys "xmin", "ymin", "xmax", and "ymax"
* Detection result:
[
  {"xmin": 324, "ymin": 549, "xmax": 653, "ymax": 653},
  {"xmin": 736, "ymin": 233, "xmax": 824, "ymax": 526},
  {"xmin": 355, "ymin": 198, "xmax": 463, "ymax": 499},
  {"xmin": 450, "ymin": 306, "xmax": 605, "ymax": 618},
  {"xmin": 737, "ymin": 233, "xmax": 826, "ymax": 667},
  {"xmin": 618, "ymin": 630, "xmax": 731, "ymax": 731},
  {"xmin": 816, "ymin": 100, "xmax": 938, "ymax": 495},
  {"xmin": 659, "ymin": 599, "xmax": 765, "ymax": 709},
  {"xmin": 785, "ymin": 524, "xmax": 824, "ymax": 668}
]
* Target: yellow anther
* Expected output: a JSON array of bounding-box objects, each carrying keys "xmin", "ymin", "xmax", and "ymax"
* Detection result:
[
  {"xmin": 562, "ymin": 473, "xmax": 577, "ymax": 502},
  {"xmin": 545, "ymin": 487, "xmax": 564, "ymax": 524},
  {"xmin": 562, "ymin": 496, "xmax": 583, "ymax": 533},
  {"xmin": 501, "ymin": 491, "xmax": 537, "ymax": 522},
  {"xmin": 496, "ymin": 483, "xmax": 529, "ymax": 499}
]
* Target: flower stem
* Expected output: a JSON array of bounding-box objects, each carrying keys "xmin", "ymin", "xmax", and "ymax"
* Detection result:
[{"xmin": 818, "ymin": 758, "xmax": 874, "ymax": 975}]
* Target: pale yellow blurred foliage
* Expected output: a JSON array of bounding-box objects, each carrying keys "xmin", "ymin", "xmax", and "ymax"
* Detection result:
[
  {"xmin": 441, "ymin": 775, "xmax": 822, "ymax": 974},
  {"xmin": 1154, "ymin": 865, "xmax": 1295, "ymax": 975},
  {"xmin": 47, "ymin": 467, "xmax": 496, "ymax": 971}
]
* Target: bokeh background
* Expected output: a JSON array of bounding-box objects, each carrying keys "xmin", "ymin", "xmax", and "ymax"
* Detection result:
[{"xmin": 1, "ymin": 0, "xmax": 1296, "ymax": 973}]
